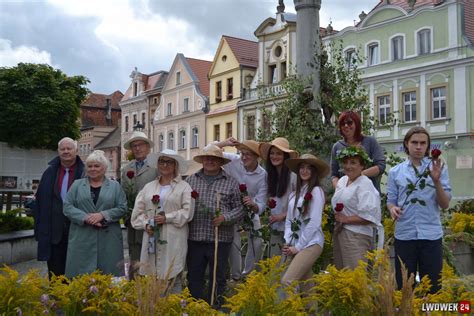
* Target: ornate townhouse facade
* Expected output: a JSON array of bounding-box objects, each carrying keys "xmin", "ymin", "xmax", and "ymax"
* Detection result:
[
  {"xmin": 119, "ymin": 69, "xmax": 168, "ymax": 162},
  {"xmin": 153, "ymin": 54, "xmax": 211, "ymax": 165},
  {"xmin": 323, "ymin": 0, "xmax": 474, "ymax": 200},
  {"xmin": 207, "ymin": 36, "xmax": 258, "ymax": 147}
]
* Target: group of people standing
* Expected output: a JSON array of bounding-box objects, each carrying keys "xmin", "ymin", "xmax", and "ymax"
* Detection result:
[{"xmin": 33, "ymin": 110, "xmax": 451, "ymax": 308}]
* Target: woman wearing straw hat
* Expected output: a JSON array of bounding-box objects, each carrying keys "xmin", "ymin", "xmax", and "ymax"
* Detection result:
[
  {"xmin": 259, "ymin": 137, "xmax": 298, "ymax": 257},
  {"xmin": 281, "ymin": 153, "xmax": 328, "ymax": 290},
  {"xmin": 131, "ymin": 149, "xmax": 193, "ymax": 293},
  {"xmin": 331, "ymin": 146, "xmax": 382, "ymax": 270}
]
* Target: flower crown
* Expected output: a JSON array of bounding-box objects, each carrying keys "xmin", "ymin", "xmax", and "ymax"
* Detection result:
[{"xmin": 336, "ymin": 146, "xmax": 373, "ymax": 166}]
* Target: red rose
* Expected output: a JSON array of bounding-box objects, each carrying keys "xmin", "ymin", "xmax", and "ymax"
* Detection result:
[
  {"xmin": 335, "ymin": 203, "xmax": 344, "ymax": 212},
  {"xmin": 126, "ymin": 170, "xmax": 135, "ymax": 179},
  {"xmin": 151, "ymin": 195, "xmax": 160, "ymax": 204},
  {"xmin": 267, "ymin": 198, "xmax": 277, "ymax": 209},
  {"xmin": 191, "ymin": 190, "xmax": 199, "ymax": 199},
  {"xmin": 431, "ymin": 148, "xmax": 442, "ymax": 159},
  {"xmin": 304, "ymin": 192, "xmax": 313, "ymax": 201},
  {"xmin": 239, "ymin": 184, "xmax": 247, "ymax": 193}
]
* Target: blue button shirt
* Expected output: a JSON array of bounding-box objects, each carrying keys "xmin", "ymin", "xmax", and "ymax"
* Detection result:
[{"xmin": 387, "ymin": 157, "xmax": 452, "ymax": 240}]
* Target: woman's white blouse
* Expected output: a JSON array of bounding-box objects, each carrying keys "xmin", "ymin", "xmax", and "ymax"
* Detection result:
[
  {"xmin": 331, "ymin": 175, "xmax": 382, "ymax": 237},
  {"xmin": 284, "ymin": 185, "xmax": 325, "ymax": 251}
]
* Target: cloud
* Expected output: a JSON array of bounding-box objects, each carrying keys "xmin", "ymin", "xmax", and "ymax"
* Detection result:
[{"xmin": 0, "ymin": 39, "xmax": 55, "ymax": 67}]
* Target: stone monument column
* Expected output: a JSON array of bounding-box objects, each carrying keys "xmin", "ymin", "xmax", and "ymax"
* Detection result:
[{"xmin": 294, "ymin": 0, "xmax": 322, "ymax": 110}]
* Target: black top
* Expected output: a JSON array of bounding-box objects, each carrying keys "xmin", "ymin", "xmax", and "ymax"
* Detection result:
[{"xmin": 90, "ymin": 186, "xmax": 101, "ymax": 205}]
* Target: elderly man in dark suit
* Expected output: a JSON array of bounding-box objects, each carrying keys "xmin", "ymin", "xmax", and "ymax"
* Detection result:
[
  {"xmin": 34, "ymin": 137, "xmax": 85, "ymax": 279},
  {"xmin": 121, "ymin": 131, "xmax": 157, "ymax": 279}
]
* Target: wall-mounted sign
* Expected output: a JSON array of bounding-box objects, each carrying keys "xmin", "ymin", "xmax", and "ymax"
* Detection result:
[{"xmin": 0, "ymin": 176, "xmax": 18, "ymax": 189}]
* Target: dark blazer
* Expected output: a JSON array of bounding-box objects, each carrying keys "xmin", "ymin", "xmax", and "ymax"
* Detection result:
[{"xmin": 34, "ymin": 155, "xmax": 85, "ymax": 261}]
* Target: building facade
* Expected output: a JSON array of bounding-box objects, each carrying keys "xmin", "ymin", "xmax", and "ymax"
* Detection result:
[
  {"xmin": 208, "ymin": 35, "xmax": 258, "ymax": 145},
  {"xmin": 153, "ymin": 54, "xmax": 211, "ymax": 162},
  {"xmin": 119, "ymin": 69, "xmax": 168, "ymax": 162},
  {"xmin": 323, "ymin": 0, "xmax": 474, "ymax": 201}
]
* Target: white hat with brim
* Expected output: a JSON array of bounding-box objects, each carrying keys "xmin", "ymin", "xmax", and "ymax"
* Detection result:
[
  {"xmin": 285, "ymin": 153, "xmax": 330, "ymax": 180},
  {"xmin": 259, "ymin": 137, "xmax": 299, "ymax": 160},
  {"xmin": 123, "ymin": 131, "xmax": 154, "ymax": 150},
  {"xmin": 193, "ymin": 144, "xmax": 231, "ymax": 165},
  {"xmin": 147, "ymin": 149, "xmax": 188, "ymax": 175}
]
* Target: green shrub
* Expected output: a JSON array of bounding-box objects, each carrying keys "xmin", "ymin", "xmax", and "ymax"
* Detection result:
[{"xmin": 0, "ymin": 209, "xmax": 34, "ymax": 233}]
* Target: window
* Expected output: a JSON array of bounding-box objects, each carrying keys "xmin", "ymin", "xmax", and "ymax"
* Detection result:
[
  {"xmin": 418, "ymin": 29, "xmax": 431, "ymax": 55},
  {"xmin": 226, "ymin": 122, "xmax": 232, "ymax": 139},
  {"xmin": 179, "ymin": 130, "xmax": 186, "ymax": 150},
  {"xmin": 227, "ymin": 78, "xmax": 233, "ymax": 100},
  {"xmin": 268, "ymin": 64, "xmax": 277, "ymax": 84},
  {"xmin": 168, "ymin": 132, "xmax": 174, "ymax": 150},
  {"xmin": 141, "ymin": 112, "xmax": 146, "ymax": 126},
  {"xmin": 183, "ymin": 98, "xmax": 189, "ymax": 112},
  {"xmin": 133, "ymin": 82, "xmax": 138, "ymax": 96},
  {"xmin": 377, "ymin": 95, "xmax": 391, "ymax": 125},
  {"xmin": 192, "ymin": 127, "xmax": 199, "ymax": 148},
  {"xmin": 153, "ymin": 97, "xmax": 158, "ymax": 104},
  {"xmin": 214, "ymin": 124, "xmax": 220, "ymax": 141},
  {"xmin": 368, "ymin": 43, "xmax": 379, "ymax": 66},
  {"xmin": 281, "ymin": 62, "xmax": 287, "ymax": 79},
  {"xmin": 402, "ymin": 91, "xmax": 417, "ymax": 122},
  {"xmin": 345, "ymin": 49, "xmax": 356, "ymax": 68},
  {"xmin": 392, "ymin": 36, "xmax": 404, "ymax": 61},
  {"xmin": 216, "ymin": 81, "xmax": 222, "ymax": 102},
  {"xmin": 246, "ymin": 115, "xmax": 255, "ymax": 140},
  {"xmin": 159, "ymin": 134, "xmax": 164, "ymax": 151},
  {"xmin": 176, "ymin": 71, "xmax": 181, "ymax": 85},
  {"xmin": 125, "ymin": 116, "xmax": 129, "ymax": 132},
  {"xmin": 167, "ymin": 103, "xmax": 172, "ymax": 116},
  {"xmin": 431, "ymin": 87, "xmax": 446, "ymax": 119},
  {"xmin": 133, "ymin": 114, "xmax": 137, "ymax": 126}
]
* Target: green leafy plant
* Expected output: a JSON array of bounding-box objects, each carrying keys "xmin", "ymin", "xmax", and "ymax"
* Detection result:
[{"xmin": 0, "ymin": 209, "xmax": 34, "ymax": 233}]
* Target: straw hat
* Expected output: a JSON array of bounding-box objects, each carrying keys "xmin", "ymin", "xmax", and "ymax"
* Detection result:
[
  {"xmin": 259, "ymin": 137, "xmax": 299, "ymax": 160},
  {"xmin": 193, "ymin": 144, "xmax": 231, "ymax": 165},
  {"xmin": 147, "ymin": 149, "xmax": 188, "ymax": 175},
  {"xmin": 236, "ymin": 140, "xmax": 261, "ymax": 157},
  {"xmin": 285, "ymin": 153, "xmax": 330, "ymax": 179},
  {"xmin": 123, "ymin": 131, "xmax": 154, "ymax": 150}
]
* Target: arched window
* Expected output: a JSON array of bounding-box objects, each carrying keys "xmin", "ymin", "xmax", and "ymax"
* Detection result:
[
  {"xmin": 179, "ymin": 130, "xmax": 186, "ymax": 150},
  {"xmin": 192, "ymin": 127, "xmax": 199, "ymax": 148},
  {"xmin": 159, "ymin": 134, "xmax": 164, "ymax": 151},
  {"xmin": 168, "ymin": 132, "xmax": 174, "ymax": 150}
]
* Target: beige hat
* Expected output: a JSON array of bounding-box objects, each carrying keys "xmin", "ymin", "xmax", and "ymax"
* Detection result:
[
  {"xmin": 259, "ymin": 137, "xmax": 299, "ymax": 160},
  {"xmin": 123, "ymin": 131, "xmax": 154, "ymax": 150},
  {"xmin": 285, "ymin": 153, "xmax": 330, "ymax": 180},
  {"xmin": 236, "ymin": 140, "xmax": 261, "ymax": 157},
  {"xmin": 193, "ymin": 144, "xmax": 231, "ymax": 165},
  {"xmin": 147, "ymin": 149, "xmax": 188, "ymax": 175}
]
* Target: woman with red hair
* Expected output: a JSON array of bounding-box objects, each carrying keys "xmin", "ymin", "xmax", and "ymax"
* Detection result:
[{"xmin": 330, "ymin": 111, "xmax": 386, "ymax": 192}]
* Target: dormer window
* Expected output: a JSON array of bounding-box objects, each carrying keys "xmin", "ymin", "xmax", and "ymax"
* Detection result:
[
  {"xmin": 176, "ymin": 71, "xmax": 181, "ymax": 85},
  {"xmin": 133, "ymin": 82, "xmax": 138, "ymax": 97},
  {"xmin": 167, "ymin": 103, "xmax": 172, "ymax": 116}
]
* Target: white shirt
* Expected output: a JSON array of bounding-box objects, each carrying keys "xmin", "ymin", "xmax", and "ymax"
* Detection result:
[
  {"xmin": 332, "ymin": 175, "xmax": 382, "ymax": 237},
  {"xmin": 269, "ymin": 172, "xmax": 296, "ymax": 232},
  {"xmin": 284, "ymin": 185, "xmax": 325, "ymax": 251},
  {"xmin": 222, "ymin": 152, "xmax": 268, "ymax": 214}
]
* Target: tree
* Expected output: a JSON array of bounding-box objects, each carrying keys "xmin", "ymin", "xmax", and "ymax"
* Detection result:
[
  {"xmin": 0, "ymin": 63, "xmax": 89, "ymax": 150},
  {"xmin": 258, "ymin": 41, "xmax": 371, "ymax": 158}
]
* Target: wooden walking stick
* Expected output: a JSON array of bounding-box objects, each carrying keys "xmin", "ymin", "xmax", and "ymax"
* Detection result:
[{"xmin": 210, "ymin": 192, "xmax": 221, "ymax": 306}]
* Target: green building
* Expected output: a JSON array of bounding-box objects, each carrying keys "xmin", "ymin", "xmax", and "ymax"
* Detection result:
[{"xmin": 323, "ymin": 0, "xmax": 474, "ymax": 202}]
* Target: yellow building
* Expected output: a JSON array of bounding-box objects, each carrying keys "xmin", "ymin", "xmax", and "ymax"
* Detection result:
[{"xmin": 207, "ymin": 35, "xmax": 258, "ymax": 149}]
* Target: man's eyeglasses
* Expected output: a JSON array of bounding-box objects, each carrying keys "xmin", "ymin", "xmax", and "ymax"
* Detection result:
[
  {"xmin": 131, "ymin": 142, "xmax": 148, "ymax": 149},
  {"xmin": 158, "ymin": 159, "xmax": 175, "ymax": 166},
  {"xmin": 342, "ymin": 120, "xmax": 354, "ymax": 127}
]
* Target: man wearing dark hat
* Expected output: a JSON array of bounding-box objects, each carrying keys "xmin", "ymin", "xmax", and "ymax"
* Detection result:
[
  {"xmin": 121, "ymin": 131, "xmax": 157, "ymax": 279},
  {"xmin": 185, "ymin": 144, "xmax": 244, "ymax": 308},
  {"xmin": 215, "ymin": 137, "xmax": 267, "ymax": 281}
]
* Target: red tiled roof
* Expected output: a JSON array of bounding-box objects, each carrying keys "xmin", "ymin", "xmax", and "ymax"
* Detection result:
[
  {"xmin": 145, "ymin": 71, "xmax": 166, "ymax": 90},
  {"xmin": 223, "ymin": 35, "xmax": 258, "ymax": 68},
  {"xmin": 372, "ymin": 0, "xmax": 441, "ymax": 12},
  {"xmin": 186, "ymin": 57, "xmax": 212, "ymax": 97},
  {"xmin": 82, "ymin": 90, "xmax": 124, "ymax": 109},
  {"xmin": 465, "ymin": 0, "xmax": 474, "ymax": 45}
]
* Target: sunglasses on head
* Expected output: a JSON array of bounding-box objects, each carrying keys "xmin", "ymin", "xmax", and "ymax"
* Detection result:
[{"xmin": 342, "ymin": 120, "xmax": 354, "ymax": 127}]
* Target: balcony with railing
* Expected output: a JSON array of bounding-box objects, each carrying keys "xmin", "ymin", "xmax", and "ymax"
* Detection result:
[{"xmin": 242, "ymin": 83, "xmax": 286, "ymax": 101}]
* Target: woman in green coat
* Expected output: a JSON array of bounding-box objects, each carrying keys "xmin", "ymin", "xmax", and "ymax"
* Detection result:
[{"xmin": 63, "ymin": 150, "xmax": 127, "ymax": 278}]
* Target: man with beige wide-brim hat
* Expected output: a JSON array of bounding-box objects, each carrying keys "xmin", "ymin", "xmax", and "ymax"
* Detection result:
[
  {"xmin": 215, "ymin": 137, "xmax": 268, "ymax": 281},
  {"xmin": 285, "ymin": 153, "xmax": 330, "ymax": 179},
  {"xmin": 121, "ymin": 130, "xmax": 157, "ymax": 279},
  {"xmin": 259, "ymin": 137, "xmax": 299, "ymax": 160},
  {"xmin": 185, "ymin": 143, "xmax": 244, "ymax": 307}
]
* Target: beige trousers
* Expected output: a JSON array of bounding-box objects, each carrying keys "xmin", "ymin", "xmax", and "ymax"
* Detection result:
[
  {"xmin": 333, "ymin": 228, "xmax": 372, "ymax": 270},
  {"xmin": 281, "ymin": 243, "xmax": 323, "ymax": 291}
]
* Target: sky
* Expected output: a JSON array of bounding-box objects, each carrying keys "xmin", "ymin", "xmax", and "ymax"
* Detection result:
[{"xmin": 0, "ymin": 0, "xmax": 376, "ymax": 94}]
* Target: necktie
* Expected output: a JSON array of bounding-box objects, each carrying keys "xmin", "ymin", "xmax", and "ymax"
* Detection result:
[{"xmin": 61, "ymin": 168, "xmax": 70, "ymax": 201}]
